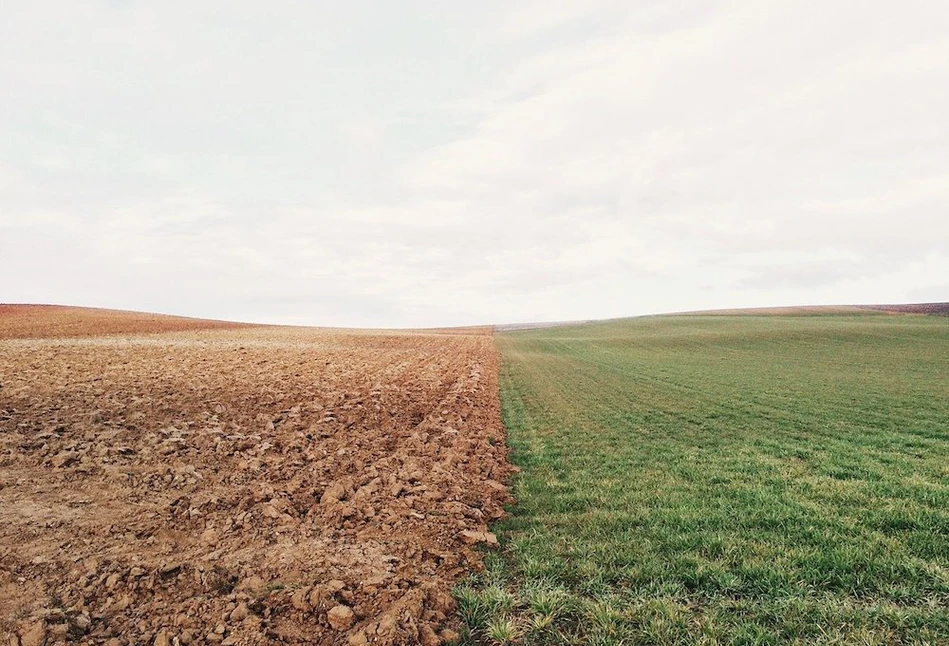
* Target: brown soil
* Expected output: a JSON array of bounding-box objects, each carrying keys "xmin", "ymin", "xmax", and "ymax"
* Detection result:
[
  {"xmin": 858, "ymin": 302, "xmax": 949, "ymax": 316},
  {"xmin": 0, "ymin": 307, "xmax": 512, "ymax": 646},
  {"xmin": 0, "ymin": 305, "xmax": 254, "ymax": 340}
]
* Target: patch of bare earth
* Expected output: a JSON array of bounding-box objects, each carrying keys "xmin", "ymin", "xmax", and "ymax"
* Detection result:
[
  {"xmin": 858, "ymin": 302, "xmax": 949, "ymax": 316},
  {"xmin": 0, "ymin": 307, "xmax": 512, "ymax": 646},
  {"xmin": 0, "ymin": 305, "xmax": 254, "ymax": 340}
]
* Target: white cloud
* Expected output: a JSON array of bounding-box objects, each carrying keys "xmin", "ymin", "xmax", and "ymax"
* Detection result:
[{"xmin": 1, "ymin": 1, "xmax": 947, "ymax": 327}]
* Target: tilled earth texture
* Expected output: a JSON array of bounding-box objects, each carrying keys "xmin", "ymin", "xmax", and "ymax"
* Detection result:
[{"xmin": 0, "ymin": 307, "xmax": 512, "ymax": 646}]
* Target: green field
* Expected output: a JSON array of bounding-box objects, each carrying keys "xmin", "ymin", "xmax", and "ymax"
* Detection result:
[{"xmin": 457, "ymin": 314, "xmax": 949, "ymax": 645}]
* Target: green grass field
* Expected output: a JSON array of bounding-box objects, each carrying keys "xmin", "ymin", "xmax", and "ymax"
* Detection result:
[{"xmin": 457, "ymin": 314, "xmax": 949, "ymax": 645}]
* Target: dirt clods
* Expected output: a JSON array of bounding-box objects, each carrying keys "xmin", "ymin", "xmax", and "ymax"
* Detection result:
[
  {"xmin": 327, "ymin": 606, "xmax": 355, "ymax": 631},
  {"xmin": 0, "ymin": 307, "xmax": 512, "ymax": 645}
]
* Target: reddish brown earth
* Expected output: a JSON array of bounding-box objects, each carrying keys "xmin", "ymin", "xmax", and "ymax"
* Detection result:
[
  {"xmin": 0, "ymin": 307, "xmax": 512, "ymax": 646},
  {"xmin": 859, "ymin": 302, "xmax": 949, "ymax": 316},
  {"xmin": 0, "ymin": 305, "xmax": 254, "ymax": 340}
]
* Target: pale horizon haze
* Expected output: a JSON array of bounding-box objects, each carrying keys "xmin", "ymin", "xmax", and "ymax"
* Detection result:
[{"xmin": 2, "ymin": 2, "xmax": 948, "ymax": 327}]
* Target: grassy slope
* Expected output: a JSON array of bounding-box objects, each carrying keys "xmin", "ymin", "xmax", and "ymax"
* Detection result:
[{"xmin": 458, "ymin": 314, "xmax": 949, "ymax": 645}]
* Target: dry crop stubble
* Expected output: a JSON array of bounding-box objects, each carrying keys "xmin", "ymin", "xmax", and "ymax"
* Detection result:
[{"xmin": 0, "ymin": 307, "xmax": 513, "ymax": 646}]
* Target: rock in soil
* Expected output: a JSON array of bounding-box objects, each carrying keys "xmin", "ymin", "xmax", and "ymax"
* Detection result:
[{"xmin": 327, "ymin": 605, "xmax": 355, "ymax": 631}]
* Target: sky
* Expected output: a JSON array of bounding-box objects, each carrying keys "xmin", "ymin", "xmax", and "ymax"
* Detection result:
[{"xmin": 2, "ymin": 1, "xmax": 948, "ymax": 328}]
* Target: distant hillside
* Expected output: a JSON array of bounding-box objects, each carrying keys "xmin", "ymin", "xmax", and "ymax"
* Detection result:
[
  {"xmin": 859, "ymin": 302, "xmax": 949, "ymax": 316},
  {"xmin": 674, "ymin": 303, "xmax": 949, "ymax": 317},
  {"xmin": 0, "ymin": 304, "xmax": 252, "ymax": 339},
  {"xmin": 494, "ymin": 320, "xmax": 594, "ymax": 332}
]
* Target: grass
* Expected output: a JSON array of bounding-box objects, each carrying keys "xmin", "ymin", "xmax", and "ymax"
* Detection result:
[{"xmin": 458, "ymin": 314, "xmax": 949, "ymax": 644}]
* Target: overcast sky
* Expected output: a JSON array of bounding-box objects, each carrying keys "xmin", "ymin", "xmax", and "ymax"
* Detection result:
[{"xmin": 2, "ymin": 1, "xmax": 947, "ymax": 327}]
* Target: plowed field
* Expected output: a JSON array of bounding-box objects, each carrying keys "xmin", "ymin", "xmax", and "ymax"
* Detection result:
[
  {"xmin": 0, "ymin": 307, "xmax": 512, "ymax": 646},
  {"xmin": 0, "ymin": 305, "xmax": 254, "ymax": 339}
]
